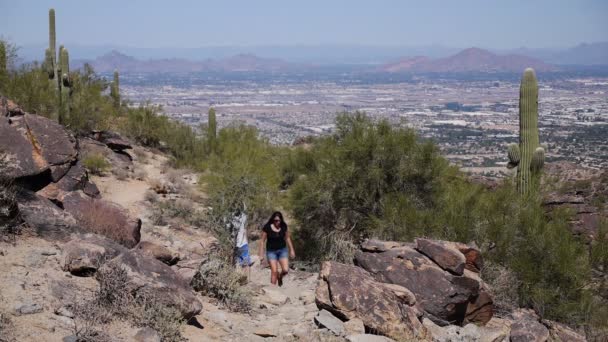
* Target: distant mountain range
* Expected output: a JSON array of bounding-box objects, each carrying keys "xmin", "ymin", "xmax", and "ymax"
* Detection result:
[
  {"xmin": 19, "ymin": 41, "xmax": 608, "ymax": 66},
  {"xmin": 73, "ymin": 51, "xmax": 293, "ymax": 73},
  {"xmin": 67, "ymin": 43, "xmax": 606, "ymax": 74},
  {"xmin": 382, "ymin": 47, "xmax": 556, "ymax": 73}
]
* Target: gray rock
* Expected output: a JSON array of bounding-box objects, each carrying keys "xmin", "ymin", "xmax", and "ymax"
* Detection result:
[
  {"xmin": 16, "ymin": 190, "xmax": 79, "ymax": 240},
  {"xmin": 315, "ymin": 309, "xmax": 345, "ymax": 336},
  {"xmin": 509, "ymin": 310, "xmax": 549, "ymax": 342},
  {"xmin": 415, "ymin": 238, "xmax": 466, "ymax": 275},
  {"xmin": 343, "ymin": 318, "xmax": 366, "ymax": 336},
  {"xmin": 54, "ymin": 306, "xmax": 75, "ymax": 318},
  {"xmin": 261, "ymin": 287, "xmax": 289, "ymax": 305},
  {"xmin": 134, "ymin": 327, "xmax": 161, "ymax": 342},
  {"xmin": 62, "ymin": 234, "xmax": 127, "ymax": 276},
  {"xmin": 347, "ymin": 334, "xmax": 397, "ymax": 342},
  {"xmin": 62, "ymin": 335, "xmax": 78, "ymax": 342},
  {"xmin": 15, "ymin": 302, "xmax": 43, "ymax": 315}
]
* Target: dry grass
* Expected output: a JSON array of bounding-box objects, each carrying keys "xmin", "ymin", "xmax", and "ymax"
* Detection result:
[
  {"xmin": 72, "ymin": 199, "xmax": 135, "ymax": 247},
  {"xmin": 0, "ymin": 308, "xmax": 15, "ymax": 342},
  {"xmin": 191, "ymin": 257, "xmax": 251, "ymax": 313},
  {"xmin": 72, "ymin": 266, "xmax": 187, "ymax": 342},
  {"xmin": 111, "ymin": 167, "xmax": 129, "ymax": 181},
  {"xmin": 481, "ymin": 261, "xmax": 521, "ymax": 316}
]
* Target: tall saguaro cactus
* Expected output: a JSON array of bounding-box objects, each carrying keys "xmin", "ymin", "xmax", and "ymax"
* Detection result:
[
  {"xmin": 208, "ymin": 107, "xmax": 217, "ymax": 153},
  {"xmin": 110, "ymin": 69, "xmax": 121, "ymax": 109},
  {"xmin": 59, "ymin": 46, "xmax": 72, "ymax": 123},
  {"xmin": 507, "ymin": 68, "xmax": 545, "ymax": 195},
  {"xmin": 44, "ymin": 8, "xmax": 71, "ymax": 124},
  {"xmin": 0, "ymin": 41, "xmax": 6, "ymax": 75}
]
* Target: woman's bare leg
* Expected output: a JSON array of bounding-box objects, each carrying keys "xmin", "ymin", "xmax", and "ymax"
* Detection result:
[
  {"xmin": 278, "ymin": 257, "xmax": 289, "ymax": 286},
  {"xmin": 269, "ymin": 260, "xmax": 279, "ymax": 285}
]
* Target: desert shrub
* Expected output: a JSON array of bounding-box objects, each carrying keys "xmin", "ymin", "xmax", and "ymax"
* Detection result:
[
  {"xmin": 590, "ymin": 220, "xmax": 608, "ymax": 271},
  {"xmin": 132, "ymin": 167, "xmax": 148, "ymax": 181},
  {"xmin": 71, "ymin": 199, "xmax": 134, "ymax": 246},
  {"xmin": 151, "ymin": 199, "xmax": 194, "ymax": 222},
  {"xmin": 0, "ymin": 309, "xmax": 15, "ymax": 342},
  {"xmin": 191, "ymin": 257, "xmax": 251, "ymax": 312},
  {"xmin": 111, "ymin": 167, "xmax": 129, "ymax": 181},
  {"xmin": 72, "ymin": 266, "xmax": 187, "ymax": 342},
  {"xmin": 82, "ymin": 154, "xmax": 110, "ymax": 176},
  {"xmin": 482, "ymin": 262, "xmax": 521, "ymax": 316},
  {"xmin": 288, "ymin": 112, "xmax": 600, "ymax": 331},
  {"xmin": 131, "ymin": 290, "xmax": 186, "ymax": 342},
  {"xmin": 0, "ymin": 152, "xmax": 19, "ymax": 238}
]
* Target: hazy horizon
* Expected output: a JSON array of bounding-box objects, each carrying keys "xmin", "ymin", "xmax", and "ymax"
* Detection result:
[{"xmin": 2, "ymin": 0, "xmax": 607, "ymax": 49}]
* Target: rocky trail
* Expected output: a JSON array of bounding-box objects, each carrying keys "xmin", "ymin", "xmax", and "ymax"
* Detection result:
[{"xmin": 0, "ymin": 102, "xmax": 592, "ymax": 341}]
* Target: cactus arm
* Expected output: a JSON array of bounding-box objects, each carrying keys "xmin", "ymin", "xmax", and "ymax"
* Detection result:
[
  {"xmin": 507, "ymin": 143, "xmax": 520, "ymax": 169},
  {"xmin": 530, "ymin": 147, "xmax": 545, "ymax": 173}
]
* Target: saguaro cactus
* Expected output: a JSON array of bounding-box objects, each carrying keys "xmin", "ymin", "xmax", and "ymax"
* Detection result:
[
  {"xmin": 46, "ymin": 8, "xmax": 64, "ymax": 122},
  {"xmin": 208, "ymin": 107, "xmax": 217, "ymax": 152},
  {"xmin": 507, "ymin": 68, "xmax": 545, "ymax": 194},
  {"xmin": 110, "ymin": 69, "xmax": 120, "ymax": 109},
  {"xmin": 0, "ymin": 41, "xmax": 6, "ymax": 75},
  {"xmin": 59, "ymin": 47, "xmax": 72, "ymax": 123}
]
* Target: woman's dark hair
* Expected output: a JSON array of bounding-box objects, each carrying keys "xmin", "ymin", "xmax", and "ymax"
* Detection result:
[{"xmin": 264, "ymin": 211, "xmax": 287, "ymax": 230}]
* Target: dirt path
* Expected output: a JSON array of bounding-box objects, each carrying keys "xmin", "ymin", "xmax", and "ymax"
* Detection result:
[{"xmin": 183, "ymin": 251, "xmax": 321, "ymax": 341}]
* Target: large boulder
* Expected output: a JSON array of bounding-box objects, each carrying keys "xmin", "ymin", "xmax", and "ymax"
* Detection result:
[
  {"xmin": 59, "ymin": 191, "xmax": 141, "ymax": 248},
  {"xmin": 354, "ymin": 243, "xmax": 491, "ymax": 326},
  {"xmin": 62, "ymin": 234, "xmax": 128, "ymax": 276},
  {"xmin": 91, "ymin": 130, "xmax": 132, "ymax": 152},
  {"xmin": 509, "ymin": 309, "xmax": 549, "ymax": 342},
  {"xmin": 99, "ymin": 250, "xmax": 202, "ymax": 319},
  {"xmin": 37, "ymin": 161, "xmax": 93, "ymax": 200},
  {"xmin": 415, "ymin": 238, "xmax": 466, "ymax": 275},
  {"xmin": 134, "ymin": 241, "xmax": 179, "ymax": 266},
  {"xmin": 315, "ymin": 261, "xmax": 429, "ymax": 341},
  {"xmin": 16, "ymin": 189, "xmax": 79, "ymax": 239},
  {"xmin": 0, "ymin": 113, "xmax": 77, "ymax": 188}
]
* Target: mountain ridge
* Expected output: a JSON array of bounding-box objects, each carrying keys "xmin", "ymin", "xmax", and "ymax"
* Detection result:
[{"xmin": 382, "ymin": 47, "xmax": 556, "ymax": 73}]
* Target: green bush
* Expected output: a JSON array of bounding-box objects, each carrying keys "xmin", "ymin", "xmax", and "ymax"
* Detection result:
[
  {"xmin": 287, "ymin": 112, "xmax": 601, "ymax": 331},
  {"xmin": 82, "ymin": 154, "xmax": 110, "ymax": 176}
]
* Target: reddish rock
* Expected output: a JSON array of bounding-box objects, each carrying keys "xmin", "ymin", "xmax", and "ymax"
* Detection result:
[
  {"xmin": 315, "ymin": 261, "xmax": 428, "ymax": 341},
  {"xmin": 415, "ymin": 238, "xmax": 466, "ymax": 275},
  {"xmin": 360, "ymin": 239, "xmax": 403, "ymax": 252},
  {"xmin": 355, "ymin": 245, "xmax": 483, "ymax": 326}
]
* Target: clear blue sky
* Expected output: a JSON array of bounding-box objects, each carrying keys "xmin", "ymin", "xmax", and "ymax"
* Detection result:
[{"xmin": 1, "ymin": 0, "xmax": 607, "ymax": 48}]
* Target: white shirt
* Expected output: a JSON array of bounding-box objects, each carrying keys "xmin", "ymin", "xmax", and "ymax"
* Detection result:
[{"xmin": 234, "ymin": 212, "xmax": 248, "ymax": 248}]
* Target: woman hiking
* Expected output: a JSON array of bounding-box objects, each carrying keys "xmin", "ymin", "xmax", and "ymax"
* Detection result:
[{"xmin": 259, "ymin": 211, "xmax": 295, "ymax": 286}]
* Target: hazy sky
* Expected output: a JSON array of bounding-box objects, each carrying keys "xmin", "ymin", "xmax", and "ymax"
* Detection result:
[{"xmin": 1, "ymin": 0, "xmax": 607, "ymax": 48}]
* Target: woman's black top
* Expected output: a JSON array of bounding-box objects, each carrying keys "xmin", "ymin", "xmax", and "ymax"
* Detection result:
[{"xmin": 263, "ymin": 223, "xmax": 287, "ymax": 251}]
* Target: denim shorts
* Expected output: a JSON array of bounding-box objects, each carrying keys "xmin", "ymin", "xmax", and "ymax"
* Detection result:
[
  {"xmin": 267, "ymin": 247, "xmax": 289, "ymax": 261},
  {"xmin": 236, "ymin": 244, "xmax": 251, "ymax": 266}
]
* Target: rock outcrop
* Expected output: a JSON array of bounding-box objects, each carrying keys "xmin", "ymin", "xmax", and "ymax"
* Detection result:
[
  {"xmin": 62, "ymin": 234, "xmax": 127, "ymax": 276},
  {"xmin": 354, "ymin": 239, "xmax": 492, "ymax": 326},
  {"xmin": 315, "ymin": 261, "xmax": 429, "ymax": 341},
  {"xmin": 99, "ymin": 249, "xmax": 202, "ymax": 319},
  {"xmin": 1, "ymin": 112, "xmax": 77, "ymax": 189}
]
